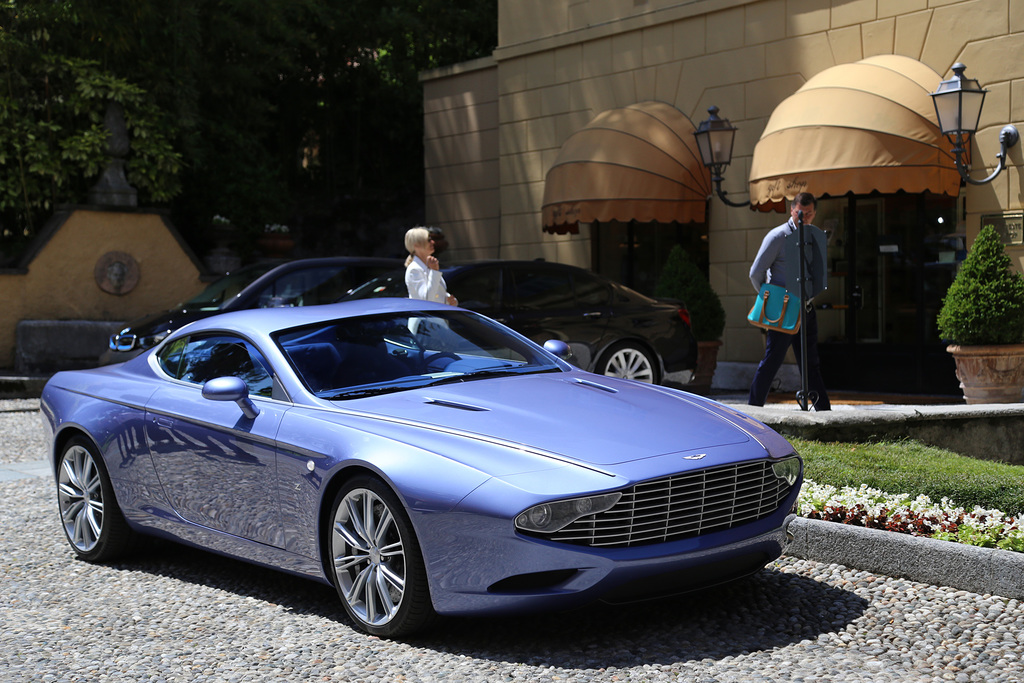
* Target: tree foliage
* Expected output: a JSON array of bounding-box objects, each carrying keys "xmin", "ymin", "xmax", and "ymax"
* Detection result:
[
  {"xmin": 937, "ymin": 224, "xmax": 1024, "ymax": 345},
  {"xmin": 1, "ymin": 2, "xmax": 181, "ymax": 257},
  {"xmin": 0, "ymin": 0, "xmax": 497, "ymax": 261}
]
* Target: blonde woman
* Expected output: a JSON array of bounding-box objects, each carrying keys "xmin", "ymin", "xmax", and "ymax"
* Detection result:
[{"xmin": 404, "ymin": 227, "xmax": 458, "ymax": 305}]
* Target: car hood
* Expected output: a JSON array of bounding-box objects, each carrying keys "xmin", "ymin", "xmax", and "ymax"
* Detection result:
[{"xmin": 339, "ymin": 373, "xmax": 753, "ymax": 466}]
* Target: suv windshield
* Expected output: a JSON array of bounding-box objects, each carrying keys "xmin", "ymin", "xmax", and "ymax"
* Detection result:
[
  {"xmin": 183, "ymin": 263, "xmax": 280, "ymax": 311},
  {"xmin": 340, "ymin": 269, "xmax": 411, "ymax": 301},
  {"xmin": 276, "ymin": 310, "xmax": 562, "ymax": 399}
]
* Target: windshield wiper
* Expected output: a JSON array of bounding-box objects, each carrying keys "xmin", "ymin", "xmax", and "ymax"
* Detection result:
[
  {"xmin": 322, "ymin": 385, "xmax": 410, "ymax": 400},
  {"xmin": 323, "ymin": 367, "xmax": 561, "ymax": 397},
  {"xmin": 425, "ymin": 366, "xmax": 560, "ymax": 387}
]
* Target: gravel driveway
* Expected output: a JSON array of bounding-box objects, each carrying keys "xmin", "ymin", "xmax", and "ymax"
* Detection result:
[{"xmin": 3, "ymin": 403, "xmax": 1023, "ymax": 682}]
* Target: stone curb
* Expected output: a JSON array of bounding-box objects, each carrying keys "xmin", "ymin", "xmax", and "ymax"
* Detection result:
[
  {"xmin": 0, "ymin": 375, "xmax": 48, "ymax": 400},
  {"xmin": 786, "ymin": 516, "xmax": 1024, "ymax": 599},
  {"xmin": 736, "ymin": 402, "xmax": 1024, "ymax": 463}
]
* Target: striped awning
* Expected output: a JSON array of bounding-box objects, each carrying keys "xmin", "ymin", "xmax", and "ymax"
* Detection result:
[
  {"xmin": 542, "ymin": 101, "xmax": 712, "ymax": 233},
  {"xmin": 749, "ymin": 55, "xmax": 960, "ymax": 212}
]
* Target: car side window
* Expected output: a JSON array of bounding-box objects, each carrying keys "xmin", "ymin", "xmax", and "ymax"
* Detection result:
[
  {"xmin": 158, "ymin": 334, "xmax": 274, "ymax": 397},
  {"xmin": 512, "ymin": 268, "xmax": 574, "ymax": 311},
  {"xmin": 157, "ymin": 337, "xmax": 188, "ymax": 378},
  {"xmin": 574, "ymin": 272, "xmax": 610, "ymax": 307}
]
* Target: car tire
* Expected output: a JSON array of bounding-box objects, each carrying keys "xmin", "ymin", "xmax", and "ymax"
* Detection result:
[
  {"xmin": 56, "ymin": 436, "xmax": 134, "ymax": 562},
  {"xmin": 329, "ymin": 475, "xmax": 436, "ymax": 638},
  {"xmin": 598, "ymin": 342, "xmax": 659, "ymax": 384}
]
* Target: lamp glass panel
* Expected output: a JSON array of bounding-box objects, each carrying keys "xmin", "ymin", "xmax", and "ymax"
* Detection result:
[
  {"xmin": 695, "ymin": 132, "xmax": 714, "ymax": 167},
  {"xmin": 932, "ymin": 92, "xmax": 963, "ymax": 135},
  {"xmin": 708, "ymin": 128, "xmax": 735, "ymax": 166},
  {"xmin": 959, "ymin": 90, "xmax": 985, "ymax": 133}
]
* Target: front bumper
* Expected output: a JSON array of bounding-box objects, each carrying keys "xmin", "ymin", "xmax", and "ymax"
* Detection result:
[{"xmin": 416, "ymin": 508, "xmax": 797, "ymax": 617}]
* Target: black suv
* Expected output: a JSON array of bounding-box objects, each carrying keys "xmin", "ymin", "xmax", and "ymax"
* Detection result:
[
  {"xmin": 103, "ymin": 257, "xmax": 401, "ymax": 363},
  {"xmin": 343, "ymin": 260, "xmax": 697, "ymax": 384}
]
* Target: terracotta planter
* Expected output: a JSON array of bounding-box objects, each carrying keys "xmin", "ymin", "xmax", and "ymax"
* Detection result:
[
  {"xmin": 257, "ymin": 233, "xmax": 295, "ymax": 258},
  {"xmin": 688, "ymin": 339, "xmax": 722, "ymax": 395},
  {"xmin": 947, "ymin": 344, "xmax": 1024, "ymax": 404}
]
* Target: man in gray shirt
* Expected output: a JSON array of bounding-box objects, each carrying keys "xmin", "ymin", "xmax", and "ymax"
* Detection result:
[{"xmin": 748, "ymin": 192, "xmax": 831, "ymax": 410}]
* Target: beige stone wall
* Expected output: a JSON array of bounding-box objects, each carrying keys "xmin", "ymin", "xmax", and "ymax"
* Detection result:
[
  {"xmin": 429, "ymin": 0, "xmax": 1023, "ymax": 364},
  {"xmin": 423, "ymin": 57, "xmax": 502, "ymax": 261},
  {"xmin": 0, "ymin": 209, "xmax": 204, "ymax": 368}
]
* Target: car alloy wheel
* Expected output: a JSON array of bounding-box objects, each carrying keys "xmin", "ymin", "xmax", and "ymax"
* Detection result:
[
  {"xmin": 329, "ymin": 476, "xmax": 434, "ymax": 637},
  {"xmin": 56, "ymin": 437, "xmax": 132, "ymax": 562},
  {"xmin": 601, "ymin": 343, "xmax": 657, "ymax": 383}
]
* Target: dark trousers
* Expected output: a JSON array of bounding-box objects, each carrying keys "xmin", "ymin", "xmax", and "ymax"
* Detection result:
[{"xmin": 748, "ymin": 306, "xmax": 831, "ymax": 410}]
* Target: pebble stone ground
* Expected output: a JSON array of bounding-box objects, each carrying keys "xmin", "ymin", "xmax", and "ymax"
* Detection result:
[{"xmin": 3, "ymin": 401, "xmax": 1024, "ymax": 683}]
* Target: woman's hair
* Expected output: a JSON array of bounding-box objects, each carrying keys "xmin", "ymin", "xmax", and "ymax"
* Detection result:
[{"xmin": 404, "ymin": 226, "xmax": 430, "ymax": 266}]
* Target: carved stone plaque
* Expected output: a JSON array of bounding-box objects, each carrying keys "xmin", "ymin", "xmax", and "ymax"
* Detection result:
[{"xmin": 94, "ymin": 251, "xmax": 140, "ymax": 295}]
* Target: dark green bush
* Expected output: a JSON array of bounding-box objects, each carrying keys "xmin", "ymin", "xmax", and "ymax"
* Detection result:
[
  {"xmin": 654, "ymin": 245, "xmax": 726, "ymax": 341},
  {"xmin": 937, "ymin": 224, "xmax": 1024, "ymax": 345}
]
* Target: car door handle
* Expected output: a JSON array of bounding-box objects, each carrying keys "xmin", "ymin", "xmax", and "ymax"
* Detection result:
[
  {"xmin": 582, "ymin": 311, "xmax": 603, "ymax": 319},
  {"xmin": 154, "ymin": 416, "xmax": 174, "ymax": 428}
]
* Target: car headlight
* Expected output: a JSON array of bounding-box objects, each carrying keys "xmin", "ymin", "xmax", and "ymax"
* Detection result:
[
  {"xmin": 110, "ymin": 330, "xmax": 137, "ymax": 352},
  {"xmin": 771, "ymin": 457, "xmax": 801, "ymax": 487},
  {"xmin": 515, "ymin": 492, "xmax": 621, "ymax": 534}
]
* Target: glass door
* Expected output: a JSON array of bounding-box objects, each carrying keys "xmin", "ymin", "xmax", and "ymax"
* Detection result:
[{"xmin": 815, "ymin": 193, "xmax": 960, "ymax": 394}]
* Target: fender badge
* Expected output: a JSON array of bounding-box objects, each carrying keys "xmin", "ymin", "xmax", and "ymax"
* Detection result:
[{"xmin": 683, "ymin": 453, "xmax": 707, "ymax": 460}]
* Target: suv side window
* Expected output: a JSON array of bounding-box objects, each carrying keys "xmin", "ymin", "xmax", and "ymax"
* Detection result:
[
  {"xmin": 574, "ymin": 271, "xmax": 610, "ymax": 307},
  {"xmin": 157, "ymin": 334, "xmax": 274, "ymax": 397},
  {"xmin": 450, "ymin": 267, "xmax": 502, "ymax": 313},
  {"xmin": 512, "ymin": 268, "xmax": 574, "ymax": 310},
  {"xmin": 256, "ymin": 266, "xmax": 376, "ymax": 308}
]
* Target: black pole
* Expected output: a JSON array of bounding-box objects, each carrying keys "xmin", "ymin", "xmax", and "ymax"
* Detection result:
[{"xmin": 795, "ymin": 210, "xmax": 817, "ymax": 411}]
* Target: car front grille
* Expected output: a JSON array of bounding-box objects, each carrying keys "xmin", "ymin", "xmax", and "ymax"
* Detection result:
[{"xmin": 545, "ymin": 460, "xmax": 795, "ymax": 548}]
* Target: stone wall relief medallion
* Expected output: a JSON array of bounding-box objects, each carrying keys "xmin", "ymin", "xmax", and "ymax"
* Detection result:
[{"xmin": 94, "ymin": 251, "xmax": 140, "ymax": 295}]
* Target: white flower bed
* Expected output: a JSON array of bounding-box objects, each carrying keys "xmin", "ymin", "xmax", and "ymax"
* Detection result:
[{"xmin": 798, "ymin": 478, "xmax": 1024, "ymax": 552}]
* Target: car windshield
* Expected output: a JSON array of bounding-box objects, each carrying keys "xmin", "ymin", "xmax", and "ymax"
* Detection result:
[
  {"xmin": 182, "ymin": 263, "xmax": 280, "ymax": 311},
  {"xmin": 276, "ymin": 310, "xmax": 563, "ymax": 399}
]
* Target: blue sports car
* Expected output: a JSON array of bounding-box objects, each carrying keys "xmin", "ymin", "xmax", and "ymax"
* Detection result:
[{"xmin": 42, "ymin": 298, "xmax": 801, "ymax": 637}]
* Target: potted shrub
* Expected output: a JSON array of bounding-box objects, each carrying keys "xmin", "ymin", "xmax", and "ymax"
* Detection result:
[
  {"xmin": 937, "ymin": 224, "xmax": 1024, "ymax": 403},
  {"xmin": 655, "ymin": 245, "xmax": 726, "ymax": 393}
]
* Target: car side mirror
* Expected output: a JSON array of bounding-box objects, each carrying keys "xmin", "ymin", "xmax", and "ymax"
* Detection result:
[
  {"xmin": 543, "ymin": 340, "xmax": 572, "ymax": 360},
  {"xmin": 202, "ymin": 376, "xmax": 260, "ymax": 419}
]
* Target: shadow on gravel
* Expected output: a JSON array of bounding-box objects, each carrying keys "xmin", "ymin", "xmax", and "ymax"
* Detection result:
[
  {"xmin": 107, "ymin": 543, "xmax": 350, "ymax": 623},
  {"xmin": 413, "ymin": 566, "xmax": 870, "ymax": 667},
  {"xmin": 108, "ymin": 543, "xmax": 867, "ymax": 666}
]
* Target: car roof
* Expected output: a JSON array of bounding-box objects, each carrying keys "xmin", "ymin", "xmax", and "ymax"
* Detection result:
[
  {"xmin": 442, "ymin": 259, "xmax": 588, "ymax": 272},
  {"xmin": 173, "ymin": 297, "xmax": 453, "ymax": 340}
]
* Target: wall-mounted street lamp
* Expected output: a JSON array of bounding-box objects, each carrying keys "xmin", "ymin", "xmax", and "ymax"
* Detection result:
[
  {"xmin": 930, "ymin": 63, "xmax": 1019, "ymax": 186},
  {"xmin": 694, "ymin": 106, "xmax": 751, "ymax": 208}
]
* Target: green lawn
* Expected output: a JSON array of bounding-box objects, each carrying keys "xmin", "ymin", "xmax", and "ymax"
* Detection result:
[{"xmin": 793, "ymin": 438, "xmax": 1024, "ymax": 516}]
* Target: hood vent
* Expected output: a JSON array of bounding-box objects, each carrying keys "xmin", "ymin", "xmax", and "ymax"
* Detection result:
[
  {"xmin": 423, "ymin": 397, "xmax": 489, "ymax": 412},
  {"xmin": 571, "ymin": 377, "xmax": 619, "ymax": 393}
]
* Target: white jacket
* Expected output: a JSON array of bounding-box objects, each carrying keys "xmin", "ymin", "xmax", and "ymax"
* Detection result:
[{"xmin": 405, "ymin": 256, "xmax": 449, "ymax": 303}]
